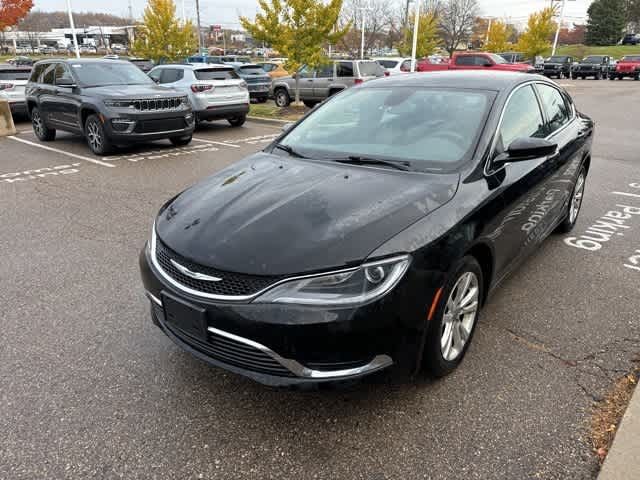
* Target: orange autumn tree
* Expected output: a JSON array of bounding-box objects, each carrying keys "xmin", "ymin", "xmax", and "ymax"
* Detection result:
[{"xmin": 0, "ymin": 0, "xmax": 34, "ymax": 30}]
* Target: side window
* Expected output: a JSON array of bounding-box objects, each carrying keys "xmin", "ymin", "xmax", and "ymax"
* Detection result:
[
  {"xmin": 29, "ymin": 63, "xmax": 46, "ymax": 82},
  {"xmin": 536, "ymin": 84, "xmax": 571, "ymax": 134},
  {"xmin": 455, "ymin": 55, "xmax": 474, "ymax": 66},
  {"xmin": 41, "ymin": 64, "xmax": 55, "ymax": 84},
  {"xmin": 336, "ymin": 61, "xmax": 354, "ymax": 77},
  {"xmin": 475, "ymin": 55, "xmax": 491, "ymax": 66},
  {"xmin": 148, "ymin": 69, "xmax": 162, "ymax": 83},
  {"xmin": 159, "ymin": 69, "xmax": 183, "ymax": 84},
  {"xmin": 54, "ymin": 64, "xmax": 73, "ymax": 84},
  {"xmin": 316, "ymin": 64, "xmax": 334, "ymax": 78},
  {"xmin": 496, "ymin": 85, "xmax": 546, "ymax": 154},
  {"xmin": 261, "ymin": 64, "xmax": 273, "ymax": 72},
  {"xmin": 297, "ymin": 65, "xmax": 313, "ymax": 78},
  {"xmin": 400, "ymin": 60, "xmax": 411, "ymax": 72}
]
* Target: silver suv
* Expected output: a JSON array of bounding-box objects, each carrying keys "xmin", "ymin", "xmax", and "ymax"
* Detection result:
[
  {"xmin": 271, "ymin": 60, "xmax": 385, "ymax": 108},
  {"xmin": 148, "ymin": 64, "xmax": 250, "ymax": 127}
]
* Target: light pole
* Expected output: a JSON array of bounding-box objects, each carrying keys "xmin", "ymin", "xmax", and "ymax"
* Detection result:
[
  {"xmin": 182, "ymin": 0, "xmax": 186, "ymax": 23},
  {"xmin": 551, "ymin": 0, "xmax": 575, "ymax": 56},
  {"xmin": 65, "ymin": 0, "xmax": 80, "ymax": 58},
  {"xmin": 358, "ymin": 4, "xmax": 372, "ymax": 60},
  {"xmin": 410, "ymin": 0, "xmax": 420, "ymax": 72},
  {"xmin": 195, "ymin": 0, "xmax": 203, "ymax": 54}
]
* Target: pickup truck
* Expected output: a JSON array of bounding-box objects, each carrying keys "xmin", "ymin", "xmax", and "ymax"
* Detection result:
[
  {"xmin": 611, "ymin": 55, "xmax": 640, "ymax": 80},
  {"xmin": 417, "ymin": 52, "xmax": 535, "ymax": 73}
]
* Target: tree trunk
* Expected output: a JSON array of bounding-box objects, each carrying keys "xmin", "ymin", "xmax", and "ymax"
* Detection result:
[{"xmin": 294, "ymin": 74, "xmax": 301, "ymax": 105}]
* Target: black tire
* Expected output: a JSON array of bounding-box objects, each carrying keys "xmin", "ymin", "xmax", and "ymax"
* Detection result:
[
  {"xmin": 635, "ymin": 73, "xmax": 640, "ymax": 81},
  {"xmin": 31, "ymin": 107, "xmax": 56, "ymax": 141},
  {"xmin": 227, "ymin": 115, "xmax": 246, "ymax": 127},
  {"xmin": 609, "ymin": 74, "xmax": 615, "ymax": 80},
  {"xmin": 595, "ymin": 71, "xmax": 602, "ymax": 80},
  {"xmin": 422, "ymin": 256, "xmax": 484, "ymax": 378},
  {"xmin": 256, "ymin": 97, "xmax": 268, "ymax": 104},
  {"xmin": 84, "ymin": 114, "xmax": 113, "ymax": 155},
  {"xmin": 303, "ymin": 100, "xmax": 318, "ymax": 108},
  {"xmin": 556, "ymin": 167, "xmax": 586, "ymax": 234},
  {"xmin": 170, "ymin": 135, "xmax": 192, "ymax": 146},
  {"xmin": 274, "ymin": 88, "xmax": 290, "ymax": 107}
]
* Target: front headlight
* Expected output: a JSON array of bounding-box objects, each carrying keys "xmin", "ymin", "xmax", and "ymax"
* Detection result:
[
  {"xmin": 253, "ymin": 255, "xmax": 411, "ymax": 306},
  {"xmin": 104, "ymin": 99, "xmax": 133, "ymax": 108}
]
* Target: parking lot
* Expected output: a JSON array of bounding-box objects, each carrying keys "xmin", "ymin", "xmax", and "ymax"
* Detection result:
[{"xmin": 1, "ymin": 79, "xmax": 639, "ymax": 479}]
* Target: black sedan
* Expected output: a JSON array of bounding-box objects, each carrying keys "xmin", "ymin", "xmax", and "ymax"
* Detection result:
[{"xmin": 140, "ymin": 71, "xmax": 593, "ymax": 386}]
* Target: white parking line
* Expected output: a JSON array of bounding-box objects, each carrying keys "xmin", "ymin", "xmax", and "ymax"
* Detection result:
[
  {"xmin": 8, "ymin": 136, "xmax": 116, "ymax": 168},
  {"xmin": 192, "ymin": 137, "xmax": 240, "ymax": 148}
]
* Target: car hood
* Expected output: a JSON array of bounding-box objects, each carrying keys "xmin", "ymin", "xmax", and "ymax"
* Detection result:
[
  {"xmin": 156, "ymin": 153, "xmax": 459, "ymax": 276},
  {"xmin": 82, "ymin": 84, "xmax": 182, "ymax": 98}
]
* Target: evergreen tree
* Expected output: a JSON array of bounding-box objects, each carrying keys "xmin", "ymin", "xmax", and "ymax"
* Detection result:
[{"xmin": 586, "ymin": 0, "xmax": 627, "ymax": 46}]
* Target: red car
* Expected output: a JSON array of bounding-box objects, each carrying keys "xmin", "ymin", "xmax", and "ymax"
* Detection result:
[
  {"xmin": 418, "ymin": 52, "xmax": 535, "ymax": 73},
  {"xmin": 611, "ymin": 55, "xmax": 640, "ymax": 80}
]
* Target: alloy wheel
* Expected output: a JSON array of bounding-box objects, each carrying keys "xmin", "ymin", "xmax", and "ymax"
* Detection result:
[
  {"xmin": 569, "ymin": 172, "xmax": 585, "ymax": 225},
  {"xmin": 33, "ymin": 111, "xmax": 43, "ymax": 137},
  {"xmin": 87, "ymin": 121, "xmax": 103, "ymax": 151},
  {"xmin": 441, "ymin": 271, "xmax": 479, "ymax": 361}
]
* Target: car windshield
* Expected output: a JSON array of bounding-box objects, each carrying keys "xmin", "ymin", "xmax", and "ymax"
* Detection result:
[
  {"xmin": 71, "ymin": 62, "xmax": 154, "ymax": 87},
  {"xmin": 358, "ymin": 61, "xmax": 385, "ymax": 76},
  {"xmin": 278, "ymin": 87, "xmax": 493, "ymax": 172},
  {"xmin": 376, "ymin": 60, "xmax": 399, "ymax": 68},
  {"xmin": 583, "ymin": 56, "xmax": 603, "ymax": 63},
  {"xmin": 0, "ymin": 70, "xmax": 31, "ymax": 80},
  {"xmin": 194, "ymin": 68, "xmax": 239, "ymax": 80},
  {"xmin": 622, "ymin": 55, "xmax": 640, "ymax": 62},
  {"xmin": 488, "ymin": 54, "xmax": 508, "ymax": 64},
  {"xmin": 548, "ymin": 56, "xmax": 569, "ymax": 62}
]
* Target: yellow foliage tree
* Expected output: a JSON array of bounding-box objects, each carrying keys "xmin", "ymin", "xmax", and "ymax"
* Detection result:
[
  {"xmin": 397, "ymin": 12, "xmax": 440, "ymax": 59},
  {"xmin": 516, "ymin": 7, "xmax": 556, "ymax": 59},
  {"xmin": 485, "ymin": 20, "xmax": 512, "ymax": 53},
  {"xmin": 132, "ymin": 0, "xmax": 197, "ymax": 63}
]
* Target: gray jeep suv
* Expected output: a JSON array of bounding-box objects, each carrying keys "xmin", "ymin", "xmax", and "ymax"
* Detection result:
[{"xmin": 271, "ymin": 60, "xmax": 385, "ymax": 107}]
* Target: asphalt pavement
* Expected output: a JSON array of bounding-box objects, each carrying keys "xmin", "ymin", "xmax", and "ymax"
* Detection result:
[{"xmin": 1, "ymin": 80, "xmax": 639, "ymax": 480}]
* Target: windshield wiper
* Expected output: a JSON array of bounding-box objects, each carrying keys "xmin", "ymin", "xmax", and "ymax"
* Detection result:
[
  {"xmin": 334, "ymin": 156, "xmax": 411, "ymax": 171},
  {"xmin": 273, "ymin": 143, "xmax": 307, "ymax": 159}
]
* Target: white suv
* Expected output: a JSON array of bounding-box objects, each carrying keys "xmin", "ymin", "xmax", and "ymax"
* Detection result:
[
  {"xmin": 0, "ymin": 65, "xmax": 32, "ymax": 117},
  {"xmin": 148, "ymin": 64, "xmax": 250, "ymax": 127}
]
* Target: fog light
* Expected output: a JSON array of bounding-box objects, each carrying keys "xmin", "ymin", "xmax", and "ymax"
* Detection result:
[{"xmin": 111, "ymin": 119, "xmax": 135, "ymax": 132}]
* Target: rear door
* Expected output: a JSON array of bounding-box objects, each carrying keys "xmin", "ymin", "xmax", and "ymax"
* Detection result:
[
  {"xmin": 36, "ymin": 63, "xmax": 58, "ymax": 124},
  {"xmin": 52, "ymin": 63, "xmax": 81, "ymax": 130},
  {"xmin": 312, "ymin": 63, "xmax": 335, "ymax": 99},
  {"xmin": 296, "ymin": 65, "xmax": 315, "ymax": 99}
]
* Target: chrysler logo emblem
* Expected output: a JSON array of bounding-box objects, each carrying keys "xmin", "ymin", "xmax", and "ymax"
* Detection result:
[{"xmin": 170, "ymin": 259, "xmax": 222, "ymax": 282}]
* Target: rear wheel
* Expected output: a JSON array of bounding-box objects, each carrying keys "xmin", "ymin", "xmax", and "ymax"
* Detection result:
[
  {"xmin": 423, "ymin": 256, "xmax": 483, "ymax": 377},
  {"xmin": 228, "ymin": 115, "xmax": 246, "ymax": 127},
  {"xmin": 31, "ymin": 107, "xmax": 56, "ymax": 141},
  {"xmin": 595, "ymin": 71, "xmax": 602, "ymax": 80},
  {"xmin": 557, "ymin": 167, "xmax": 586, "ymax": 233},
  {"xmin": 85, "ymin": 114, "xmax": 113, "ymax": 155},
  {"xmin": 170, "ymin": 135, "xmax": 192, "ymax": 146},
  {"xmin": 274, "ymin": 88, "xmax": 290, "ymax": 108}
]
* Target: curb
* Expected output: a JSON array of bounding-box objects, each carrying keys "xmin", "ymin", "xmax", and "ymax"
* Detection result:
[
  {"xmin": 598, "ymin": 381, "xmax": 640, "ymax": 480},
  {"xmin": 247, "ymin": 116, "xmax": 292, "ymax": 126}
]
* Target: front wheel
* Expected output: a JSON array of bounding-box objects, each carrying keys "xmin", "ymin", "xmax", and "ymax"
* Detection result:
[
  {"xmin": 423, "ymin": 256, "xmax": 483, "ymax": 377},
  {"xmin": 170, "ymin": 135, "xmax": 192, "ymax": 146},
  {"xmin": 228, "ymin": 115, "xmax": 246, "ymax": 127},
  {"xmin": 274, "ymin": 88, "xmax": 290, "ymax": 108},
  {"xmin": 557, "ymin": 167, "xmax": 586, "ymax": 233},
  {"xmin": 31, "ymin": 107, "xmax": 56, "ymax": 141},
  {"xmin": 85, "ymin": 114, "xmax": 113, "ymax": 155}
]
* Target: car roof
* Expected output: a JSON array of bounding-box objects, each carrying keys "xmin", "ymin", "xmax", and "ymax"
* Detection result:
[
  {"xmin": 34, "ymin": 58, "xmax": 130, "ymax": 65},
  {"xmin": 364, "ymin": 70, "xmax": 548, "ymax": 92},
  {"xmin": 158, "ymin": 63, "xmax": 232, "ymax": 70}
]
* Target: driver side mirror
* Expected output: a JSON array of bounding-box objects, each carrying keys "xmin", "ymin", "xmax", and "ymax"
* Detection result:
[
  {"xmin": 492, "ymin": 137, "xmax": 557, "ymax": 169},
  {"xmin": 56, "ymin": 78, "xmax": 76, "ymax": 88}
]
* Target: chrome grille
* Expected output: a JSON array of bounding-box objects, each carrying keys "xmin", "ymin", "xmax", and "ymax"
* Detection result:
[{"xmin": 132, "ymin": 97, "xmax": 185, "ymax": 111}]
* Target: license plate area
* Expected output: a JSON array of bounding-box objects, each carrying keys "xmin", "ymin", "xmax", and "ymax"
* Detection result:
[{"xmin": 162, "ymin": 292, "xmax": 208, "ymax": 341}]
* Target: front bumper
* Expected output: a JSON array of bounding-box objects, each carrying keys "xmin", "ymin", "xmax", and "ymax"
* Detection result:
[
  {"xmin": 139, "ymin": 245, "xmax": 428, "ymax": 386},
  {"xmin": 102, "ymin": 107, "xmax": 195, "ymax": 144}
]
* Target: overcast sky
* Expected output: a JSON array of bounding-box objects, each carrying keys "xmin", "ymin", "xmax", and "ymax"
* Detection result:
[{"xmin": 34, "ymin": 0, "xmax": 592, "ymax": 27}]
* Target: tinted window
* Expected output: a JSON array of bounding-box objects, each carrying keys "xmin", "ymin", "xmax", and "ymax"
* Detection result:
[
  {"xmin": 54, "ymin": 64, "xmax": 73, "ymax": 84},
  {"xmin": 0, "ymin": 69, "xmax": 31, "ymax": 80},
  {"xmin": 536, "ymin": 84, "xmax": 571, "ymax": 133},
  {"xmin": 238, "ymin": 66, "xmax": 266, "ymax": 75},
  {"xmin": 358, "ymin": 61, "xmax": 384, "ymax": 76},
  {"xmin": 377, "ymin": 60, "xmax": 398, "ymax": 68},
  {"xmin": 455, "ymin": 55, "xmax": 476, "ymax": 66},
  {"xmin": 316, "ymin": 64, "xmax": 334, "ymax": 78},
  {"xmin": 497, "ymin": 85, "xmax": 545, "ymax": 152},
  {"xmin": 29, "ymin": 63, "xmax": 47, "ymax": 82},
  {"xmin": 194, "ymin": 68, "xmax": 239, "ymax": 80},
  {"xmin": 336, "ymin": 62, "xmax": 354, "ymax": 77},
  {"xmin": 159, "ymin": 69, "xmax": 184, "ymax": 83},
  {"xmin": 622, "ymin": 55, "xmax": 640, "ymax": 62},
  {"xmin": 583, "ymin": 56, "xmax": 604, "ymax": 63},
  {"xmin": 70, "ymin": 62, "xmax": 153, "ymax": 87},
  {"xmin": 260, "ymin": 63, "xmax": 274, "ymax": 72},
  {"xmin": 41, "ymin": 64, "xmax": 55, "ymax": 84},
  {"xmin": 148, "ymin": 69, "xmax": 161, "ymax": 82},
  {"xmin": 280, "ymin": 87, "xmax": 493, "ymax": 171},
  {"xmin": 547, "ymin": 56, "xmax": 569, "ymax": 63}
]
